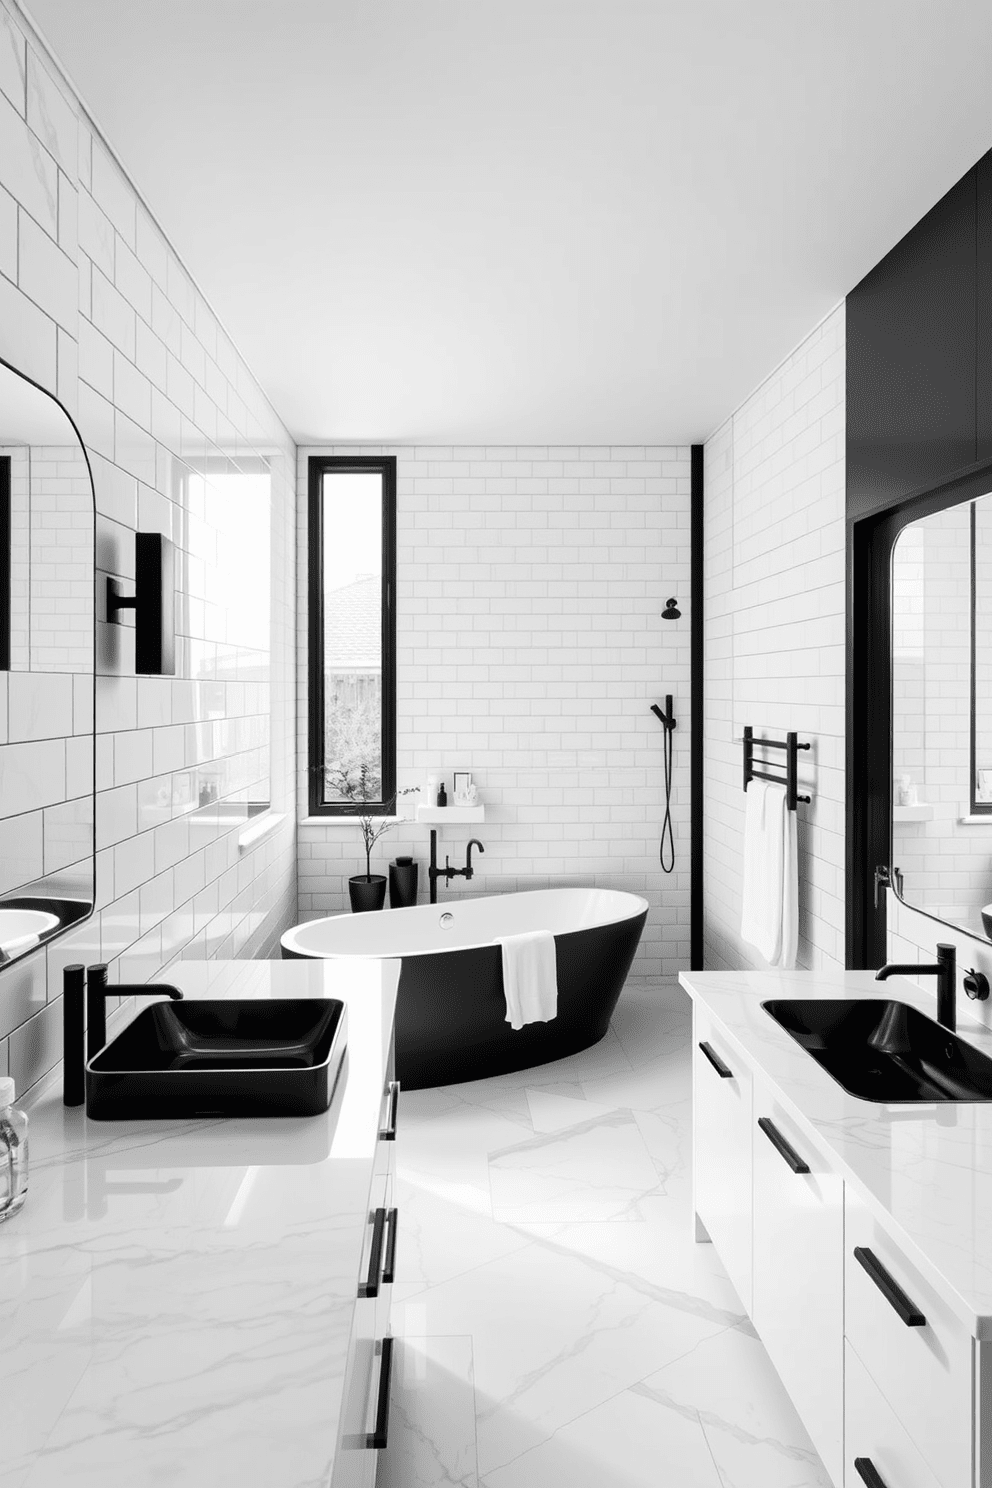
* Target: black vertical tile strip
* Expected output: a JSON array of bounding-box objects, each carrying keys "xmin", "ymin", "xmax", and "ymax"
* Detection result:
[{"xmin": 691, "ymin": 443, "xmax": 704, "ymax": 970}]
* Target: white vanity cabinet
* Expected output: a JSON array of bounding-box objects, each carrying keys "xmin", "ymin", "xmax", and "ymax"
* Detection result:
[
  {"xmin": 751, "ymin": 1079, "xmax": 844, "ymax": 1488},
  {"xmin": 333, "ymin": 1065, "xmax": 400, "ymax": 1488},
  {"xmin": 692, "ymin": 1004, "xmax": 753, "ymax": 1311},
  {"xmin": 685, "ymin": 975, "xmax": 992, "ymax": 1488}
]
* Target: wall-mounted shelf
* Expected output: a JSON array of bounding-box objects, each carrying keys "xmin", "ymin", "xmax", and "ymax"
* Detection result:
[
  {"xmin": 894, "ymin": 803, "xmax": 934, "ymax": 822},
  {"xmin": 415, "ymin": 805, "xmax": 485, "ymax": 825}
]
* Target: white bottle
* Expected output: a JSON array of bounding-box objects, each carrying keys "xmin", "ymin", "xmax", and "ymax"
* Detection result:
[{"xmin": 0, "ymin": 1077, "xmax": 28, "ymax": 1222}]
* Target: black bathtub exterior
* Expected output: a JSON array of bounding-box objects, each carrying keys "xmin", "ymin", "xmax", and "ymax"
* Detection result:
[{"xmin": 283, "ymin": 908, "xmax": 647, "ymax": 1089}]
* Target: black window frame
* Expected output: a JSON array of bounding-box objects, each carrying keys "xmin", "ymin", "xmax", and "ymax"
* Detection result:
[{"xmin": 307, "ymin": 455, "xmax": 396, "ymax": 818}]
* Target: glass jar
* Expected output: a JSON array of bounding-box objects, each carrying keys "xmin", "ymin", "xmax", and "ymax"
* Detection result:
[{"xmin": 0, "ymin": 1077, "xmax": 28, "ymax": 1222}]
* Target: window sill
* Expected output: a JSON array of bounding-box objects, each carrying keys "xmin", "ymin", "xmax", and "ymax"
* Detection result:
[
  {"xmin": 300, "ymin": 815, "xmax": 406, "ymax": 828},
  {"xmin": 238, "ymin": 812, "xmax": 286, "ymax": 852}
]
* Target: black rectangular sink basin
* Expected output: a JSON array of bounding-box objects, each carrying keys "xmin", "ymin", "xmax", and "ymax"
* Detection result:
[
  {"xmin": 86, "ymin": 998, "xmax": 347, "ymax": 1120},
  {"xmin": 763, "ymin": 998, "xmax": 992, "ymax": 1102}
]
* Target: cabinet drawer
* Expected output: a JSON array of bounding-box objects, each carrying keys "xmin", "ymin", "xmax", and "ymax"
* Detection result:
[
  {"xmin": 692, "ymin": 1004, "xmax": 752, "ymax": 1311},
  {"xmin": 845, "ymin": 1190, "xmax": 973, "ymax": 1488},
  {"xmin": 752, "ymin": 1085, "xmax": 844, "ymax": 1487},
  {"xmin": 845, "ymin": 1341, "xmax": 942, "ymax": 1488}
]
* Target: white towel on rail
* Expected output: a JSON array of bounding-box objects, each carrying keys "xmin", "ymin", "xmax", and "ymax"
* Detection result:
[
  {"xmin": 495, "ymin": 930, "xmax": 558, "ymax": 1030},
  {"xmin": 741, "ymin": 779, "xmax": 798, "ymax": 968}
]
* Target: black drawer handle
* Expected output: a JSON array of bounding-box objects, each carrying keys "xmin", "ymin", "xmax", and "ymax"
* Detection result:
[
  {"xmin": 854, "ymin": 1246, "xmax": 926, "ymax": 1327},
  {"xmin": 757, "ymin": 1116, "xmax": 810, "ymax": 1174},
  {"xmin": 382, "ymin": 1206, "xmax": 398, "ymax": 1285},
  {"xmin": 365, "ymin": 1335, "xmax": 394, "ymax": 1450},
  {"xmin": 359, "ymin": 1207, "xmax": 388, "ymax": 1298},
  {"xmin": 379, "ymin": 1080, "xmax": 400, "ymax": 1140},
  {"xmin": 698, "ymin": 1041, "xmax": 733, "ymax": 1078},
  {"xmin": 854, "ymin": 1457, "xmax": 888, "ymax": 1488}
]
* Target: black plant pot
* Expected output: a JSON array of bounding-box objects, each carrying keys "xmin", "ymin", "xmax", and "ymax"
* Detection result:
[
  {"xmin": 389, "ymin": 857, "xmax": 419, "ymax": 908},
  {"xmin": 349, "ymin": 875, "xmax": 387, "ymax": 913}
]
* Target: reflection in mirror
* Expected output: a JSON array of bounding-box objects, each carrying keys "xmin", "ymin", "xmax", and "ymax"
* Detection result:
[
  {"xmin": 891, "ymin": 492, "xmax": 992, "ymax": 940},
  {"xmin": 176, "ymin": 457, "xmax": 270, "ymax": 837},
  {"xmin": 0, "ymin": 360, "xmax": 95, "ymax": 963}
]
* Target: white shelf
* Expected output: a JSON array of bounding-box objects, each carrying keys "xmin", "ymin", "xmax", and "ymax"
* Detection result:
[
  {"xmin": 415, "ymin": 805, "xmax": 485, "ymax": 824},
  {"xmin": 893, "ymin": 803, "xmax": 934, "ymax": 822}
]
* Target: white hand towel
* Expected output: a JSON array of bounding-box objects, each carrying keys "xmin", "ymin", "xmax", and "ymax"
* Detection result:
[
  {"xmin": 495, "ymin": 931, "xmax": 558, "ymax": 1030},
  {"xmin": 779, "ymin": 804, "xmax": 799, "ymax": 970},
  {"xmin": 741, "ymin": 778, "xmax": 790, "ymax": 965}
]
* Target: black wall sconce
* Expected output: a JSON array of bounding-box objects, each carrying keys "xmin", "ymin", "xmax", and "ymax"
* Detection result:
[{"xmin": 107, "ymin": 532, "xmax": 176, "ymax": 675}]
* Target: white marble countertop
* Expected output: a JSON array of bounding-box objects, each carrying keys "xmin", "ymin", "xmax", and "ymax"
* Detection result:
[
  {"xmin": 1, "ymin": 958, "xmax": 399, "ymax": 1488},
  {"xmin": 680, "ymin": 966, "xmax": 992, "ymax": 1340}
]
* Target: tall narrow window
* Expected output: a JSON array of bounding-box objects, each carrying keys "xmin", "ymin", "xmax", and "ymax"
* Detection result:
[{"xmin": 308, "ymin": 456, "xmax": 396, "ymax": 816}]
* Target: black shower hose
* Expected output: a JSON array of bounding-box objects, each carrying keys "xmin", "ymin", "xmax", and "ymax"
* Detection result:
[{"xmin": 660, "ymin": 719, "xmax": 675, "ymax": 874}]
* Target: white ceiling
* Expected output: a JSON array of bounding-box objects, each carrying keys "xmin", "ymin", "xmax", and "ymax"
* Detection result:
[{"xmin": 22, "ymin": 1, "xmax": 992, "ymax": 445}]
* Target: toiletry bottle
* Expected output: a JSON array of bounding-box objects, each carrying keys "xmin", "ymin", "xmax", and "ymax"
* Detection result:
[
  {"xmin": 426, "ymin": 774, "xmax": 438, "ymax": 809},
  {"xmin": 437, "ymin": 781, "xmax": 447, "ymax": 807},
  {"xmin": 0, "ymin": 1078, "xmax": 28, "ymax": 1222}
]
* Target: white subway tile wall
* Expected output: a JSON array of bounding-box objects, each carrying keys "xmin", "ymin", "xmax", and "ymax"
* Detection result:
[
  {"xmin": 297, "ymin": 445, "xmax": 692, "ymax": 979},
  {"xmin": 0, "ymin": 1, "xmax": 297, "ymax": 1094},
  {"xmin": 703, "ymin": 304, "xmax": 847, "ymax": 971}
]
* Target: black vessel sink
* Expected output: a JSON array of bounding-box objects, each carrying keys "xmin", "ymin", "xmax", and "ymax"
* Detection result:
[
  {"xmin": 763, "ymin": 998, "xmax": 992, "ymax": 1102},
  {"xmin": 86, "ymin": 998, "xmax": 347, "ymax": 1120}
]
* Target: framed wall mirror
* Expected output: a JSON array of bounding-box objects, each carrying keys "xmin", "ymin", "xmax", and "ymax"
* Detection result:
[
  {"xmin": 890, "ymin": 485, "xmax": 992, "ymax": 941},
  {"xmin": 0, "ymin": 357, "xmax": 95, "ymax": 964}
]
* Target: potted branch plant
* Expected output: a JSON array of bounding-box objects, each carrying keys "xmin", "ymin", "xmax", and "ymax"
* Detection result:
[{"xmin": 332, "ymin": 762, "xmax": 416, "ymax": 913}]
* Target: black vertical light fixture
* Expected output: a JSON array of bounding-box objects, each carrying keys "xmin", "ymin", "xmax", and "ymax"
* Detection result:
[{"xmin": 107, "ymin": 532, "xmax": 176, "ymax": 674}]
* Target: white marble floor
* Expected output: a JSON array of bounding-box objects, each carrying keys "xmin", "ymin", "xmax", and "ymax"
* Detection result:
[{"xmin": 377, "ymin": 979, "xmax": 831, "ymax": 1488}]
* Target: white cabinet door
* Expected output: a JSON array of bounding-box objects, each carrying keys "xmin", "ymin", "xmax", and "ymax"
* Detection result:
[
  {"xmin": 845, "ymin": 1342, "xmax": 942, "ymax": 1488},
  {"xmin": 752, "ymin": 1078, "xmax": 844, "ymax": 1488},
  {"xmin": 692, "ymin": 1003, "xmax": 753, "ymax": 1312},
  {"xmin": 845, "ymin": 1189, "xmax": 972, "ymax": 1488}
]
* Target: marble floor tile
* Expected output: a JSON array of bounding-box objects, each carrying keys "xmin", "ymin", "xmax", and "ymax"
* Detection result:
[
  {"xmin": 479, "ymin": 1383, "xmax": 724, "ymax": 1488},
  {"xmin": 488, "ymin": 1112, "xmax": 660, "ymax": 1222},
  {"xmin": 611, "ymin": 979, "xmax": 692, "ymax": 1068},
  {"xmin": 385, "ymin": 979, "xmax": 830, "ymax": 1488},
  {"xmin": 524, "ymin": 1089, "xmax": 617, "ymax": 1134},
  {"xmin": 377, "ymin": 1335, "xmax": 479, "ymax": 1488},
  {"xmin": 392, "ymin": 1181, "xmax": 532, "ymax": 1296},
  {"xmin": 637, "ymin": 1326, "xmax": 832, "ymax": 1487},
  {"xmin": 392, "ymin": 1234, "xmax": 735, "ymax": 1475}
]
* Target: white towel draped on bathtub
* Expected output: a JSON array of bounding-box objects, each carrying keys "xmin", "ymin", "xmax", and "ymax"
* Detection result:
[
  {"xmin": 740, "ymin": 779, "xmax": 799, "ymax": 969},
  {"xmin": 494, "ymin": 931, "xmax": 558, "ymax": 1030}
]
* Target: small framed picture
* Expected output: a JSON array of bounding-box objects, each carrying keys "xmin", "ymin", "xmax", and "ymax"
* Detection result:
[{"xmin": 452, "ymin": 771, "xmax": 472, "ymax": 801}]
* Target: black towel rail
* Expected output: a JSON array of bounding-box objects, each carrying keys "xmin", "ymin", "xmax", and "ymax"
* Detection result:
[{"xmin": 742, "ymin": 726, "xmax": 811, "ymax": 812}]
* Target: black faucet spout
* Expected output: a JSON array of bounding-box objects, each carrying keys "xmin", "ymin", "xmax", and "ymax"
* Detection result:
[{"xmin": 875, "ymin": 942, "xmax": 957, "ymax": 1031}]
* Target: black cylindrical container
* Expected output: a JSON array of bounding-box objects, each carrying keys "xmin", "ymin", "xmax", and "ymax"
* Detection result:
[
  {"xmin": 349, "ymin": 875, "xmax": 387, "ymax": 912},
  {"xmin": 389, "ymin": 857, "xmax": 419, "ymax": 908}
]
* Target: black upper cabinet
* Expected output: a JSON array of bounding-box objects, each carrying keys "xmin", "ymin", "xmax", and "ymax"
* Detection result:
[
  {"xmin": 977, "ymin": 153, "xmax": 992, "ymax": 464},
  {"xmin": 847, "ymin": 168, "xmax": 977, "ymax": 522}
]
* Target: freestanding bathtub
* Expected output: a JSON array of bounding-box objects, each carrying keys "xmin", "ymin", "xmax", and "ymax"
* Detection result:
[{"xmin": 281, "ymin": 887, "xmax": 648, "ymax": 1089}]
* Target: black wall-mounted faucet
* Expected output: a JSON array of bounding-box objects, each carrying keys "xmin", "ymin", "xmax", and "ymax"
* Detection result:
[
  {"xmin": 875, "ymin": 942, "xmax": 957, "ymax": 1032},
  {"xmin": 62, "ymin": 962, "xmax": 185, "ymax": 1107},
  {"xmin": 428, "ymin": 831, "xmax": 485, "ymax": 905}
]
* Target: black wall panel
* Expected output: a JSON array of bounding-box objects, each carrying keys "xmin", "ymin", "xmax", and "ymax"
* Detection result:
[{"xmin": 847, "ymin": 168, "xmax": 977, "ymax": 523}]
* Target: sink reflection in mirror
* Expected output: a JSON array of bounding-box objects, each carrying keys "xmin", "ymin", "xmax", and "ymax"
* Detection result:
[{"xmin": 0, "ymin": 358, "xmax": 95, "ymax": 962}]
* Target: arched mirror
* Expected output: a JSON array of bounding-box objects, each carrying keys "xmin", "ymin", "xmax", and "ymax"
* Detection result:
[{"xmin": 0, "ymin": 358, "xmax": 94, "ymax": 964}]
